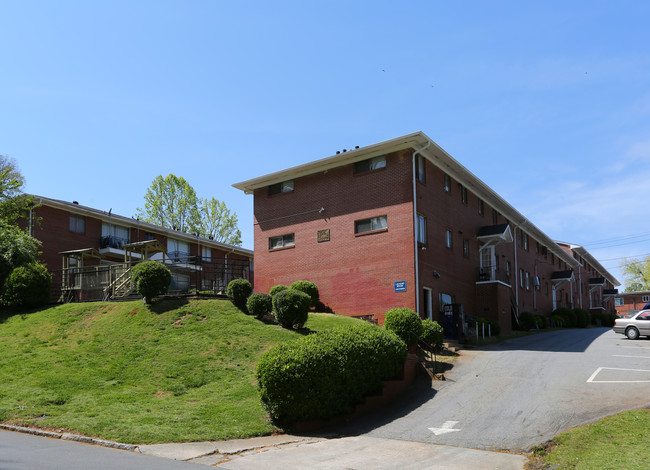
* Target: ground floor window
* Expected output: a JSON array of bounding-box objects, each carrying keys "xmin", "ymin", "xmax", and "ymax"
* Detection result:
[
  {"xmin": 439, "ymin": 292, "xmax": 454, "ymax": 312},
  {"xmin": 355, "ymin": 215, "xmax": 387, "ymax": 234},
  {"xmin": 269, "ymin": 233, "xmax": 295, "ymax": 249}
]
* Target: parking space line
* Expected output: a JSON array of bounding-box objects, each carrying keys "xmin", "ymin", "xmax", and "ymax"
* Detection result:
[{"xmin": 587, "ymin": 367, "xmax": 650, "ymax": 383}]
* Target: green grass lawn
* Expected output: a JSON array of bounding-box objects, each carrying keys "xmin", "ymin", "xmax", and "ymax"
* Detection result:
[
  {"xmin": 529, "ymin": 409, "xmax": 649, "ymax": 469},
  {"xmin": 0, "ymin": 299, "xmax": 362, "ymax": 443}
]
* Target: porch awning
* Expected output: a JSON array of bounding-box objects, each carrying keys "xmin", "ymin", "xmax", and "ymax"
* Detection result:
[
  {"xmin": 477, "ymin": 224, "xmax": 513, "ymax": 249},
  {"xmin": 122, "ymin": 239, "xmax": 167, "ymax": 263},
  {"xmin": 552, "ymin": 270, "xmax": 574, "ymax": 283},
  {"xmin": 59, "ymin": 248, "xmax": 104, "ymax": 259},
  {"xmin": 589, "ymin": 277, "xmax": 606, "ymax": 286}
]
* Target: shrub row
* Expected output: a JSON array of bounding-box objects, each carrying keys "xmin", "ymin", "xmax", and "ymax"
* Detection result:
[
  {"xmin": 383, "ymin": 307, "xmax": 445, "ymax": 347},
  {"xmin": 256, "ymin": 322, "xmax": 407, "ymax": 425},
  {"xmin": 227, "ymin": 279, "xmax": 320, "ymax": 329}
]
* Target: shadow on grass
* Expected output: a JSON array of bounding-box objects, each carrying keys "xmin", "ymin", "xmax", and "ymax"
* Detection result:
[{"xmin": 148, "ymin": 297, "xmax": 190, "ymax": 314}]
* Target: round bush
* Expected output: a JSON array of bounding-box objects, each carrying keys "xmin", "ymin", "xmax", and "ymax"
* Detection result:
[
  {"xmin": 269, "ymin": 284, "xmax": 289, "ymax": 298},
  {"xmin": 573, "ymin": 308, "xmax": 589, "ymax": 328},
  {"xmin": 383, "ymin": 308, "xmax": 423, "ymax": 346},
  {"xmin": 534, "ymin": 315, "xmax": 548, "ymax": 329},
  {"xmin": 272, "ymin": 289, "xmax": 311, "ymax": 328},
  {"xmin": 246, "ymin": 292, "xmax": 273, "ymax": 318},
  {"xmin": 256, "ymin": 322, "xmax": 407, "ymax": 425},
  {"xmin": 289, "ymin": 280, "xmax": 319, "ymax": 307},
  {"xmin": 131, "ymin": 261, "xmax": 172, "ymax": 304},
  {"xmin": 519, "ymin": 311, "xmax": 536, "ymax": 330},
  {"xmin": 2, "ymin": 262, "xmax": 51, "ymax": 309},
  {"xmin": 421, "ymin": 319, "xmax": 444, "ymax": 347},
  {"xmin": 227, "ymin": 278, "xmax": 253, "ymax": 311}
]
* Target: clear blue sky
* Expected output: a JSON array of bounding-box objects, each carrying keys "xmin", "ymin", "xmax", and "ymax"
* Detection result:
[{"xmin": 2, "ymin": 1, "xmax": 650, "ymax": 287}]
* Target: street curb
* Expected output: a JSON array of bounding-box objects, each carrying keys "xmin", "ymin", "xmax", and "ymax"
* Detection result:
[{"xmin": 0, "ymin": 424, "xmax": 137, "ymax": 451}]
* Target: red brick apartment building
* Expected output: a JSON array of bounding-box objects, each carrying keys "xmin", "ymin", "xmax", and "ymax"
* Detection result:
[
  {"xmin": 233, "ymin": 131, "xmax": 618, "ymax": 332},
  {"xmin": 614, "ymin": 291, "xmax": 650, "ymax": 316},
  {"xmin": 23, "ymin": 196, "xmax": 253, "ymax": 302}
]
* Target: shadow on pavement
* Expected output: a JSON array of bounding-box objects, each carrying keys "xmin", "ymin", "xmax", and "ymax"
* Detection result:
[{"xmin": 469, "ymin": 327, "xmax": 611, "ymax": 353}]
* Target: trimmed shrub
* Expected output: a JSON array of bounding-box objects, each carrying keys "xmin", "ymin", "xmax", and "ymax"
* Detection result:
[
  {"xmin": 574, "ymin": 308, "xmax": 590, "ymax": 328},
  {"xmin": 256, "ymin": 322, "xmax": 407, "ymax": 425},
  {"xmin": 131, "ymin": 261, "xmax": 172, "ymax": 304},
  {"xmin": 476, "ymin": 317, "xmax": 501, "ymax": 336},
  {"xmin": 384, "ymin": 308, "xmax": 424, "ymax": 346},
  {"xmin": 289, "ymin": 280, "xmax": 319, "ymax": 307},
  {"xmin": 519, "ymin": 311, "xmax": 536, "ymax": 330},
  {"xmin": 550, "ymin": 314, "xmax": 565, "ymax": 328},
  {"xmin": 553, "ymin": 308, "xmax": 576, "ymax": 327},
  {"xmin": 534, "ymin": 315, "xmax": 548, "ymax": 329},
  {"xmin": 2, "ymin": 262, "xmax": 51, "ymax": 309},
  {"xmin": 227, "ymin": 278, "xmax": 253, "ymax": 311},
  {"xmin": 593, "ymin": 312, "xmax": 617, "ymax": 327},
  {"xmin": 246, "ymin": 292, "xmax": 273, "ymax": 318},
  {"xmin": 421, "ymin": 319, "xmax": 444, "ymax": 347},
  {"xmin": 269, "ymin": 284, "xmax": 288, "ymax": 299},
  {"xmin": 272, "ymin": 289, "xmax": 311, "ymax": 328}
]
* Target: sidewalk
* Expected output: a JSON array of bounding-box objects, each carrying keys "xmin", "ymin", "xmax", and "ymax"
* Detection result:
[{"xmin": 137, "ymin": 434, "xmax": 528, "ymax": 469}]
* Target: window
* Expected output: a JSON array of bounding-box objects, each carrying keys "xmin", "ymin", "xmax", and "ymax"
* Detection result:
[
  {"xmin": 460, "ymin": 185, "xmax": 468, "ymax": 204},
  {"xmin": 478, "ymin": 198, "xmax": 484, "ymax": 216},
  {"xmin": 355, "ymin": 215, "xmax": 387, "ymax": 234},
  {"xmin": 614, "ymin": 298, "xmax": 624, "ymax": 306},
  {"xmin": 354, "ymin": 155, "xmax": 386, "ymax": 174},
  {"xmin": 145, "ymin": 232, "xmax": 156, "ymax": 241},
  {"xmin": 643, "ymin": 295, "xmax": 650, "ymax": 302},
  {"xmin": 415, "ymin": 155, "xmax": 426, "ymax": 182},
  {"xmin": 506, "ymin": 261, "xmax": 511, "ymax": 280},
  {"xmin": 463, "ymin": 239, "xmax": 469, "ymax": 257},
  {"xmin": 492, "ymin": 209, "xmax": 498, "ymax": 224},
  {"xmin": 439, "ymin": 292, "xmax": 455, "ymax": 312},
  {"xmin": 445, "ymin": 229, "xmax": 453, "ymax": 248},
  {"xmin": 417, "ymin": 214, "xmax": 427, "ymax": 244},
  {"xmin": 168, "ymin": 239, "xmax": 190, "ymax": 261},
  {"xmin": 69, "ymin": 214, "xmax": 85, "ymax": 234},
  {"xmin": 525, "ymin": 271, "xmax": 531, "ymax": 291},
  {"xmin": 201, "ymin": 246, "xmax": 211, "ymax": 262},
  {"xmin": 519, "ymin": 268, "xmax": 525, "ymax": 288},
  {"xmin": 268, "ymin": 180, "xmax": 294, "ymax": 195},
  {"xmin": 443, "ymin": 173, "xmax": 451, "ymax": 192},
  {"xmin": 101, "ymin": 222, "xmax": 130, "ymax": 248},
  {"xmin": 524, "ymin": 233, "xmax": 529, "ymax": 251},
  {"xmin": 269, "ymin": 233, "xmax": 295, "ymax": 249}
]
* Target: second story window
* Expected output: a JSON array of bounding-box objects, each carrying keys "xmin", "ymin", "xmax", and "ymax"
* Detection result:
[
  {"xmin": 268, "ymin": 180, "xmax": 294, "ymax": 195},
  {"xmin": 168, "ymin": 239, "xmax": 190, "ymax": 262},
  {"xmin": 354, "ymin": 155, "xmax": 386, "ymax": 174},
  {"xmin": 415, "ymin": 155, "xmax": 426, "ymax": 182},
  {"xmin": 417, "ymin": 214, "xmax": 427, "ymax": 244},
  {"xmin": 460, "ymin": 185, "xmax": 468, "ymax": 204},
  {"xmin": 443, "ymin": 173, "xmax": 451, "ymax": 192},
  {"xmin": 445, "ymin": 229, "xmax": 453, "ymax": 248},
  {"xmin": 478, "ymin": 198, "xmax": 484, "ymax": 215},
  {"xmin": 101, "ymin": 223, "xmax": 130, "ymax": 248},
  {"xmin": 69, "ymin": 214, "xmax": 85, "ymax": 234}
]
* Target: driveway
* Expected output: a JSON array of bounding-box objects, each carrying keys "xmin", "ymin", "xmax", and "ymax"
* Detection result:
[{"xmin": 336, "ymin": 327, "xmax": 650, "ymax": 452}]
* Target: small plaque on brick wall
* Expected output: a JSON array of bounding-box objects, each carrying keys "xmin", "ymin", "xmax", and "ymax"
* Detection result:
[{"xmin": 317, "ymin": 229, "xmax": 330, "ymax": 243}]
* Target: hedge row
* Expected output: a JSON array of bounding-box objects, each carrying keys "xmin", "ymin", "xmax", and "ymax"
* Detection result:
[{"xmin": 256, "ymin": 322, "xmax": 407, "ymax": 425}]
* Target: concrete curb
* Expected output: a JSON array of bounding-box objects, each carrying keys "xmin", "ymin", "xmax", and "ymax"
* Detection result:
[{"xmin": 0, "ymin": 424, "xmax": 138, "ymax": 451}]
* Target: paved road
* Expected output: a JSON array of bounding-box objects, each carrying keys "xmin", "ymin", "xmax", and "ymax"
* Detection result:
[
  {"xmin": 337, "ymin": 327, "xmax": 650, "ymax": 452},
  {"xmin": 0, "ymin": 429, "xmax": 198, "ymax": 470}
]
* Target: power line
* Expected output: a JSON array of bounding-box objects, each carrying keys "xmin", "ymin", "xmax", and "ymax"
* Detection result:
[{"xmin": 582, "ymin": 230, "xmax": 650, "ymax": 247}]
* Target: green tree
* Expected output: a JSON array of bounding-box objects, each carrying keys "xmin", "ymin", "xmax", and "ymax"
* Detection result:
[
  {"xmin": 137, "ymin": 175, "xmax": 241, "ymax": 246},
  {"xmin": 0, "ymin": 220, "xmax": 41, "ymax": 290},
  {"xmin": 137, "ymin": 174, "xmax": 201, "ymax": 233},
  {"xmin": 620, "ymin": 256, "xmax": 650, "ymax": 292},
  {"xmin": 198, "ymin": 197, "xmax": 242, "ymax": 245},
  {"xmin": 0, "ymin": 156, "xmax": 32, "ymax": 225}
]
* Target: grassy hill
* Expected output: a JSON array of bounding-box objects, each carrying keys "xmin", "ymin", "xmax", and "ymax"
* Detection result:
[{"xmin": 0, "ymin": 299, "xmax": 361, "ymax": 443}]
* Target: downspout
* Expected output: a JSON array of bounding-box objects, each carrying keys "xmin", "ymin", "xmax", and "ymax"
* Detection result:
[{"xmin": 412, "ymin": 142, "xmax": 431, "ymax": 315}]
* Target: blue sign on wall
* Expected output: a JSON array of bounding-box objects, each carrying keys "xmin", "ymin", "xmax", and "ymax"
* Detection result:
[{"xmin": 394, "ymin": 281, "xmax": 407, "ymax": 292}]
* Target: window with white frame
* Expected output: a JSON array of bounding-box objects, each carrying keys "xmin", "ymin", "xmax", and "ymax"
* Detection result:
[
  {"xmin": 201, "ymin": 246, "xmax": 211, "ymax": 262},
  {"xmin": 354, "ymin": 155, "xmax": 386, "ymax": 174},
  {"xmin": 643, "ymin": 295, "xmax": 650, "ymax": 302},
  {"xmin": 519, "ymin": 268, "xmax": 524, "ymax": 288},
  {"xmin": 269, "ymin": 233, "xmax": 295, "ymax": 249},
  {"xmin": 525, "ymin": 271, "xmax": 531, "ymax": 291},
  {"xmin": 460, "ymin": 185, "xmax": 468, "ymax": 204},
  {"xmin": 69, "ymin": 214, "xmax": 85, "ymax": 234},
  {"xmin": 355, "ymin": 215, "xmax": 387, "ymax": 234},
  {"xmin": 417, "ymin": 214, "xmax": 427, "ymax": 244},
  {"xmin": 268, "ymin": 180, "xmax": 294, "ymax": 195},
  {"xmin": 168, "ymin": 239, "xmax": 190, "ymax": 261},
  {"xmin": 101, "ymin": 222, "xmax": 130, "ymax": 248},
  {"xmin": 614, "ymin": 298, "xmax": 624, "ymax": 306}
]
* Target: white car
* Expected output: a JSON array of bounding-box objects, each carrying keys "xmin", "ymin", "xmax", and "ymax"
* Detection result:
[{"xmin": 613, "ymin": 309, "xmax": 650, "ymax": 340}]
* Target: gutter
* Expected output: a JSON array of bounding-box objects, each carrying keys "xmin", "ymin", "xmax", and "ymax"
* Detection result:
[{"xmin": 412, "ymin": 142, "xmax": 431, "ymax": 315}]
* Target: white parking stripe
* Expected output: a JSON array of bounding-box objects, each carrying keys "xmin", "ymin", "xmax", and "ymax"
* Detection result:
[
  {"xmin": 587, "ymin": 367, "xmax": 650, "ymax": 383},
  {"xmin": 613, "ymin": 354, "xmax": 650, "ymax": 359}
]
